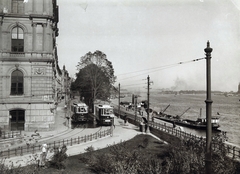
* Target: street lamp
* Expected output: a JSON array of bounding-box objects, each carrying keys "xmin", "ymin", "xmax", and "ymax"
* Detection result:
[{"xmin": 204, "ymin": 41, "xmax": 213, "ymax": 174}]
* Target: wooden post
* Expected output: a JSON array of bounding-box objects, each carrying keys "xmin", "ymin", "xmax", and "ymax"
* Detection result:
[
  {"xmin": 146, "ymin": 75, "xmax": 150, "ymax": 133},
  {"xmin": 118, "ymin": 83, "xmax": 120, "ymax": 118},
  {"xmin": 134, "ymin": 95, "xmax": 138, "ymax": 125},
  {"xmin": 233, "ymin": 147, "xmax": 236, "ymax": 159}
]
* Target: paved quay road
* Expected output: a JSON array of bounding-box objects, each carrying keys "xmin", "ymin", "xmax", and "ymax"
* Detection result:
[
  {"xmin": 4, "ymin": 118, "xmax": 143, "ymax": 168},
  {"xmin": 2, "ymin": 100, "xmax": 106, "ymax": 150},
  {"xmin": 4, "ymin": 101, "xmax": 164, "ymax": 168}
]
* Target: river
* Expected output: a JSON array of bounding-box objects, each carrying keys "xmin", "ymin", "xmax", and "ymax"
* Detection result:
[{"xmin": 116, "ymin": 93, "xmax": 240, "ymax": 146}]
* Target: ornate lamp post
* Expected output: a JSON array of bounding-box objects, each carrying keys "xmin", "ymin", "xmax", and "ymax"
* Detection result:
[{"xmin": 204, "ymin": 41, "xmax": 213, "ymax": 174}]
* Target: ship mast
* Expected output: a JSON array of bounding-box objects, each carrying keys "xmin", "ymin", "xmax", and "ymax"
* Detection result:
[{"xmin": 199, "ymin": 108, "xmax": 202, "ymax": 118}]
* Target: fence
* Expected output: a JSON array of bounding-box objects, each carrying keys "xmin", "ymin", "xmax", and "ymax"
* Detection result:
[
  {"xmin": 0, "ymin": 130, "xmax": 22, "ymax": 139},
  {"xmin": 150, "ymin": 121, "xmax": 240, "ymax": 160},
  {"xmin": 0, "ymin": 129, "xmax": 111, "ymax": 159},
  {"xmin": 114, "ymin": 108, "xmax": 240, "ymax": 161}
]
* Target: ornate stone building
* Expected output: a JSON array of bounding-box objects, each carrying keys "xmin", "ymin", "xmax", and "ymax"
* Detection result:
[
  {"xmin": 61, "ymin": 65, "xmax": 71, "ymax": 104},
  {"xmin": 0, "ymin": 0, "xmax": 61, "ymax": 131}
]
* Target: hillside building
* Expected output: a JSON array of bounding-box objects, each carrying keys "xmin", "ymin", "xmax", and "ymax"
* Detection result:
[{"xmin": 0, "ymin": 0, "xmax": 63, "ymax": 131}]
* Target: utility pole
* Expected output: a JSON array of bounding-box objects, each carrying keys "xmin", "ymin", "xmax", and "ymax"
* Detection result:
[
  {"xmin": 134, "ymin": 95, "xmax": 138, "ymax": 124},
  {"xmin": 146, "ymin": 75, "xmax": 151, "ymax": 133},
  {"xmin": 204, "ymin": 41, "xmax": 213, "ymax": 174},
  {"xmin": 118, "ymin": 83, "xmax": 120, "ymax": 118}
]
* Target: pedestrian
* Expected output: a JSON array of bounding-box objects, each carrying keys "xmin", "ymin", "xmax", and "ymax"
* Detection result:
[
  {"xmin": 173, "ymin": 122, "xmax": 176, "ymax": 128},
  {"xmin": 111, "ymin": 119, "xmax": 115, "ymax": 129},
  {"xmin": 40, "ymin": 143, "xmax": 48, "ymax": 168},
  {"xmin": 151, "ymin": 115, "xmax": 154, "ymax": 122},
  {"xmin": 124, "ymin": 113, "xmax": 127, "ymax": 125}
]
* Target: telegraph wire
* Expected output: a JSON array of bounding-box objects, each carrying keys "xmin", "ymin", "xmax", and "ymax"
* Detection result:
[
  {"xmin": 117, "ymin": 63, "xmax": 178, "ymax": 76},
  {"xmin": 120, "ymin": 83, "xmax": 146, "ymax": 87},
  {"xmin": 68, "ymin": 57, "xmax": 205, "ymax": 94},
  {"xmin": 117, "ymin": 64, "xmax": 178, "ymax": 81},
  {"xmin": 116, "ymin": 57, "xmax": 205, "ymax": 82}
]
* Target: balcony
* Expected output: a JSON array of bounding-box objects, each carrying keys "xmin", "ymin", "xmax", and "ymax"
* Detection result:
[{"xmin": 10, "ymin": 52, "xmax": 25, "ymax": 57}]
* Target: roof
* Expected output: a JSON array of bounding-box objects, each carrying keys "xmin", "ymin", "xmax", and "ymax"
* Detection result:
[
  {"xmin": 95, "ymin": 104, "xmax": 113, "ymax": 109},
  {"xmin": 73, "ymin": 102, "xmax": 87, "ymax": 107}
]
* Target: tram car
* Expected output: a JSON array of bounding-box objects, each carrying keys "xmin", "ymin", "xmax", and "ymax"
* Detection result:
[
  {"xmin": 94, "ymin": 104, "xmax": 114, "ymax": 126},
  {"xmin": 71, "ymin": 102, "xmax": 89, "ymax": 122}
]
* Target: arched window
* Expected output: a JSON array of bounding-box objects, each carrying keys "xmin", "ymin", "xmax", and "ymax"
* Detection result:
[
  {"xmin": 11, "ymin": 27, "xmax": 24, "ymax": 52},
  {"xmin": 12, "ymin": 0, "xmax": 24, "ymax": 14},
  {"xmin": 11, "ymin": 70, "xmax": 24, "ymax": 95}
]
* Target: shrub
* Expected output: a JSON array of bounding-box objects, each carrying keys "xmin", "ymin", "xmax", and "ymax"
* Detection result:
[
  {"xmin": 0, "ymin": 155, "xmax": 40, "ymax": 174},
  {"xmin": 84, "ymin": 145, "xmax": 95, "ymax": 152},
  {"xmin": 80, "ymin": 134, "xmax": 240, "ymax": 174},
  {"xmin": 161, "ymin": 133, "xmax": 240, "ymax": 174},
  {"xmin": 48, "ymin": 145, "xmax": 68, "ymax": 170},
  {"xmin": 79, "ymin": 136, "xmax": 162, "ymax": 173}
]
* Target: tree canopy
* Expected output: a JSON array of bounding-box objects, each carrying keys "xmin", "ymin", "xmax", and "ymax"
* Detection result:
[{"xmin": 72, "ymin": 50, "xmax": 115, "ymax": 108}]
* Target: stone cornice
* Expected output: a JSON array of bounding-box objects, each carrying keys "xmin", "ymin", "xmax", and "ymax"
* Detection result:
[
  {"xmin": 29, "ymin": 14, "xmax": 54, "ymax": 20},
  {"xmin": 1, "ymin": 13, "xmax": 53, "ymax": 20},
  {"xmin": 0, "ymin": 58, "xmax": 53, "ymax": 63},
  {"xmin": 0, "ymin": 100, "xmax": 54, "ymax": 104}
]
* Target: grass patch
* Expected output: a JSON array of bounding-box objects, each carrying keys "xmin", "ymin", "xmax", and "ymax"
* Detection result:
[
  {"xmin": 77, "ymin": 134, "xmax": 168, "ymax": 173},
  {"xmin": 12, "ymin": 133, "xmax": 240, "ymax": 174},
  {"xmin": 18, "ymin": 134, "xmax": 166, "ymax": 174}
]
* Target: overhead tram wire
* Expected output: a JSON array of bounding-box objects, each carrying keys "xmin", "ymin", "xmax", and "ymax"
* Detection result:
[
  {"xmin": 74, "ymin": 58, "xmax": 205, "ymax": 93},
  {"xmin": 120, "ymin": 83, "xmax": 146, "ymax": 88},
  {"xmin": 117, "ymin": 63, "xmax": 179, "ymax": 76},
  {"xmin": 116, "ymin": 57, "xmax": 205, "ymax": 82},
  {"xmin": 75, "ymin": 82, "xmax": 145, "ymax": 93},
  {"xmin": 117, "ymin": 64, "xmax": 179, "ymax": 82}
]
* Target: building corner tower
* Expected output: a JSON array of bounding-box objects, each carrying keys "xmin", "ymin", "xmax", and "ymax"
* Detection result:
[{"xmin": 0, "ymin": 0, "xmax": 59, "ymax": 131}]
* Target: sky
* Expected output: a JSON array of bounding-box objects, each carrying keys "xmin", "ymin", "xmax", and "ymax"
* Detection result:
[{"xmin": 57, "ymin": 0, "xmax": 240, "ymax": 92}]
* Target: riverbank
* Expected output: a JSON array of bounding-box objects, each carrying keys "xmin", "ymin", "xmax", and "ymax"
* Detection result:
[{"xmin": 111, "ymin": 94, "xmax": 240, "ymax": 146}]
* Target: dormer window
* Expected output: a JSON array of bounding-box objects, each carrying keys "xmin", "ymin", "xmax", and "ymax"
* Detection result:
[
  {"xmin": 11, "ymin": 27, "xmax": 24, "ymax": 52},
  {"xmin": 12, "ymin": 0, "xmax": 24, "ymax": 14}
]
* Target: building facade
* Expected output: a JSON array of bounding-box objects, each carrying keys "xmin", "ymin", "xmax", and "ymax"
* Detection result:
[
  {"xmin": 61, "ymin": 65, "xmax": 71, "ymax": 104},
  {"xmin": 0, "ymin": 0, "xmax": 60, "ymax": 131}
]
